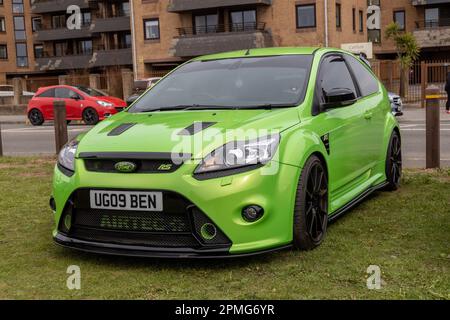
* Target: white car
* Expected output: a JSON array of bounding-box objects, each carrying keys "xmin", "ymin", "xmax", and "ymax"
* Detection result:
[{"xmin": 0, "ymin": 85, "xmax": 35, "ymax": 97}]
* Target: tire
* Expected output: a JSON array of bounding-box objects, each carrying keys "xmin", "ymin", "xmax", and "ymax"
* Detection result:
[
  {"xmin": 82, "ymin": 108, "xmax": 99, "ymax": 125},
  {"xmin": 293, "ymin": 155, "xmax": 329, "ymax": 251},
  {"xmin": 28, "ymin": 109, "xmax": 44, "ymax": 126},
  {"xmin": 384, "ymin": 131, "xmax": 402, "ymax": 191}
]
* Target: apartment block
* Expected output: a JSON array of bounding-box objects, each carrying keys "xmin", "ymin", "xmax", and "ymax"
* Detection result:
[
  {"xmin": 132, "ymin": 0, "xmax": 369, "ymax": 79},
  {"xmin": 32, "ymin": 0, "xmax": 133, "ymax": 82},
  {"xmin": 0, "ymin": 0, "xmax": 38, "ymax": 83},
  {"xmin": 132, "ymin": 0, "xmax": 450, "ymax": 79}
]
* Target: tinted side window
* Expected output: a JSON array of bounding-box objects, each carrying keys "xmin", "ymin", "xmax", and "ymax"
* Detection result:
[
  {"xmin": 319, "ymin": 56, "xmax": 357, "ymax": 103},
  {"xmin": 55, "ymin": 88, "xmax": 80, "ymax": 99},
  {"xmin": 38, "ymin": 88, "xmax": 55, "ymax": 98},
  {"xmin": 55, "ymin": 88, "xmax": 71, "ymax": 99},
  {"xmin": 346, "ymin": 55, "xmax": 379, "ymax": 97}
]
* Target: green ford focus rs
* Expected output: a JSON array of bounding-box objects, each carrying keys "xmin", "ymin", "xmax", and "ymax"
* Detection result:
[{"xmin": 51, "ymin": 47, "xmax": 402, "ymax": 258}]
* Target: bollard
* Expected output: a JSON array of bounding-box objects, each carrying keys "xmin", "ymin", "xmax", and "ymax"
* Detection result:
[
  {"xmin": 53, "ymin": 100, "xmax": 68, "ymax": 154},
  {"xmin": 0, "ymin": 122, "xmax": 3, "ymax": 157},
  {"xmin": 425, "ymin": 85, "xmax": 441, "ymax": 169}
]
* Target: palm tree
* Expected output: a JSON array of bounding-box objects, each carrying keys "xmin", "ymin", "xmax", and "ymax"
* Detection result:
[{"xmin": 385, "ymin": 22, "xmax": 420, "ymax": 99}]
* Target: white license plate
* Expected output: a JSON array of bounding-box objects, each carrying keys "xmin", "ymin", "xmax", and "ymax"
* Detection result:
[{"xmin": 90, "ymin": 190, "xmax": 163, "ymax": 212}]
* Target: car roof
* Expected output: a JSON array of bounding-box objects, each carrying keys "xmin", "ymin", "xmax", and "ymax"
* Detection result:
[
  {"xmin": 194, "ymin": 47, "xmax": 348, "ymax": 61},
  {"xmin": 37, "ymin": 84, "xmax": 79, "ymax": 91}
]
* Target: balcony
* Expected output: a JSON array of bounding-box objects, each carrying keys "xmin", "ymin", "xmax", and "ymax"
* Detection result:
[
  {"xmin": 90, "ymin": 48, "xmax": 132, "ymax": 67},
  {"xmin": 414, "ymin": 19, "xmax": 450, "ymax": 48},
  {"xmin": 168, "ymin": 0, "xmax": 272, "ymax": 12},
  {"xmin": 34, "ymin": 24, "xmax": 92, "ymax": 41},
  {"xmin": 35, "ymin": 48, "xmax": 132, "ymax": 71},
  {"xmin": 173, "ymin": 22, "xmax": 273, "ymax": 57},
  {"xmin": 90, "ymin": 16, "xmax": 131, "ymax": 33},
  {"xmin": 35, "ymin": 54, "xmax": 92, "ymax": 71},
  {"xmin": 32, "ymin": 0, "xmax": 90, "ymax": 14},
  {"xmin": 411, "ymin": 0, "xmax": 450, "ymax": 6}
]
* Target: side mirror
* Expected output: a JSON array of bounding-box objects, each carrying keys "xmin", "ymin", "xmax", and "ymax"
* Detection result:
[
  {"xmin": 72, "ymin": 95, "xmax": 81, "ymax": 101},
  {"xmin": 321, "ymin": 88, "xmax": 357, "ymax": 111}
]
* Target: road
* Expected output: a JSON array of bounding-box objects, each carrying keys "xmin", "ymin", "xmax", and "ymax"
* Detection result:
[{"xmin": 1, "ymin": 121, "xmax": 450, "ymax": 168}]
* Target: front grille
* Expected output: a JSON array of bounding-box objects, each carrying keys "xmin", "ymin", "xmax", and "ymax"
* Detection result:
[
  {"xmin": 74, "ymin": 209, "xmax": 190, "ymax": 233},
  {"xmin": 84, "ymin": 159, "xmax": 182, "ymax": 173},
  {"xmin": 60, "ymin": 189, "xmax": 231, "ymax": 249}
]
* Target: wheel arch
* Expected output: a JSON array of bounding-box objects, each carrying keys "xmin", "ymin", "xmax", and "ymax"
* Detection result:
[{"xmin": 279, "ymin": 127, "xmax": 330, "ymax": 171}]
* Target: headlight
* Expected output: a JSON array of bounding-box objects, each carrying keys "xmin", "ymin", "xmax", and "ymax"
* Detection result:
[
  {"xmin": 97, "ymin": 100, "xmax": 113, "ymax": 107},
  {"xmin": 58, "ymin": 139, "xmax": 79, "ymax": 173},
  {"xmin": 195, "ymin": 135, "xmax": 280, "ymax": 175}
]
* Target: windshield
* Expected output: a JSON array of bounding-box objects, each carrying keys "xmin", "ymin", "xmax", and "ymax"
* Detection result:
[
  {"xmin": 129, "ymin": 55, "xmax": 313, "ymax": 112},
  {"xmin": 76, "ymin": 86, "xmax": 106, "ymax": 97}
]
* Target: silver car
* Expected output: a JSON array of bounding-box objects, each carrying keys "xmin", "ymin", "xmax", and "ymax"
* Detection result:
[{"xmin": 388, "ymin": 92, "xmax": 403, "ymax": 117}]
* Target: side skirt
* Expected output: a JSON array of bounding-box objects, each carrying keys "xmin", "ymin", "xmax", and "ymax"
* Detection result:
[{"xmin": 328, "ymin": 181, "xmax": 389, "ymax": 223}]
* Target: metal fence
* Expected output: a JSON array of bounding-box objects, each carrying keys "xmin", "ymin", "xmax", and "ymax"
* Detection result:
[{"xmin": 371, "ymin": 59, "xmax": 450, "ymax": 105}]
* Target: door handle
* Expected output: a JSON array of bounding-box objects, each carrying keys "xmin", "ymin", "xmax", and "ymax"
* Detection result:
[{"xmin": 364, "ymin": 111, "xmax": 373, "ymax": 120}]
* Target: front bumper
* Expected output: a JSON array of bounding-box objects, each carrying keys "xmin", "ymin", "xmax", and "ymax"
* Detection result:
[
  {"xmin": 52, "ymin": 158, "xmax": 300, "ymax": 257},
  {"xmin": 54, "ymin": 233, "xmax": 292, "ymax": 259}
]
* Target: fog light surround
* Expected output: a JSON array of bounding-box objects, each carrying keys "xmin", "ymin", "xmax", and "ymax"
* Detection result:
[
  {"xmin": 242, "ymin": 205, "xmax": 264, "ymax": 222},
  {"xmin": 200, "ymin": 223, "xmax": 217, "ymax": 240}
]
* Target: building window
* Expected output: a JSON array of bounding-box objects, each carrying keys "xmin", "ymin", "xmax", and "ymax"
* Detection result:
[
  {"xmin": 0, "ymin": 44, "xmax": 7, "ymax": 60},
  {"xmin": 12, "ymin": 0, "xmax": 24, "ymax": 14},
  {"xmin": 0, "ymin": 17, "xmax": 5, "ymax": 32},
  {"xmin": 296, "ymin": 4, "xmax": 316, "ymax": 29},
  {"xmin": 144, "ymin": 19, "xmax": 160, "ymax": 40},
  {"xmin": 121, "ymin": 2, "xmax": 130, "ymax": 17},
  {"xmin": 336, "ymin": 3, "xmax": 341, "ymax": 28},
  {"xmin": 13, "ymin": 16, "xmax": 26, "ymax": 40},
  {"xmin": 76, "ymin": 40, "xmax": 92, "ymax": 55},
  {"xmin": 425, "ymin": 8, "xmax": 439, "ymax": 28},
  {"xmin": 82, "ymin": 12, "xmax": 91, "ymax": 25},
  {"xmin": 352, "ymin": 8, "xmax": 356, "ymax": 32},
  {"xmin": 32, "ymin": 17, "xmax": 42, "ymax": 32},
  {"xmin": 194, "ymin": 14, "xmax": 219, "ymax": 34},
  {"xmin": 52, "ymin": 14, "xmax": 66, "ymax": 28},
  {"xmin": 54, "ymin": 42, "xmax": 67, "ymax": 56},
  {"xmin": 394, "ymin": 10, "xmax": 406, "ymax": 31},
  {"xmin": 359, "ymin": 10, "xmax": 364, "ymax": 32},
  {"xmin": 34, "ymin": 44, "xmax": 43, "ymax": 58},
  {"xmin": 16, "ymin": 43, "xmax": 28, "ymax": 67},
  {"xmin": 230, "ymin": 10, "xmax": 257, "ymax": 31}
]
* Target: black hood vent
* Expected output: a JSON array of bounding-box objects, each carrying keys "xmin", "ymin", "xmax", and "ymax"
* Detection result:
[
  {"xmin": 178, "ymin": 122, "xmax": 217, "ymax": 136},
  {"xmin": 108, "ymin": 123, "xmax": 137, "ymax": 136}
]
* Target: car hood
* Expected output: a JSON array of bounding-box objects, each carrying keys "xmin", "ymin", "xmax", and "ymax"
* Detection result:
[
  {"xmin": 77, "ymin": 108, "xmax": 300, "ymax": 159},
  {"xmin": 98, "ymin": 96, "xmax": 127, "ymax": 107}
]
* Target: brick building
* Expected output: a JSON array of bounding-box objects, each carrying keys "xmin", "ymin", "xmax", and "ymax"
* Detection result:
[
  {"xmin": 131, "ymin": 0, "xmax": 450, "ymax": 79},
  {"xmin": 0, "ymin": 0, "xmax": 38, "ymax": 83},
  {"xmin": 0, "ymin": 0, "xmax": 133, "ymax": 94}
]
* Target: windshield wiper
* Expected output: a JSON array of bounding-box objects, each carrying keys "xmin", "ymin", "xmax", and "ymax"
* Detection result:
[
  {"xmin": 140, "ymin": 105, "xmax": 236, "ymax": 112},
  {"xmin": 137, "ymin": 103, "xmax": 294, "ymax": 113}
]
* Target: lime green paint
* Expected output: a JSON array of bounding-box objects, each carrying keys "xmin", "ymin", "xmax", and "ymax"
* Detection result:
[{"xmin": 52, "ymin": 47, "xmax": 399, "ymax": 255}]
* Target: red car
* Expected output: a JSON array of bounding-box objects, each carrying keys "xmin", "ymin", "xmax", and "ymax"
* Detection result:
[{"xmin": 27, "ymin": 85, "xmax": 127, "ymax": 126}]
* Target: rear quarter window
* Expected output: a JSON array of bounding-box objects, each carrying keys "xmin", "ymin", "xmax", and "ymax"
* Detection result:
[
  {"xmin": 38, "ymin": 88, "xmax": 55, "ymax": 98},
  {"xmin": 345, "ymin": 55, "xmax": 380, "ymax": 97}
]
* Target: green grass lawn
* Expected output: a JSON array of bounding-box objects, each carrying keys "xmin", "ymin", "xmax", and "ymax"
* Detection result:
[{"xmin": 0, "ymin": 157, "xmax": 448, "ymax": 300}]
